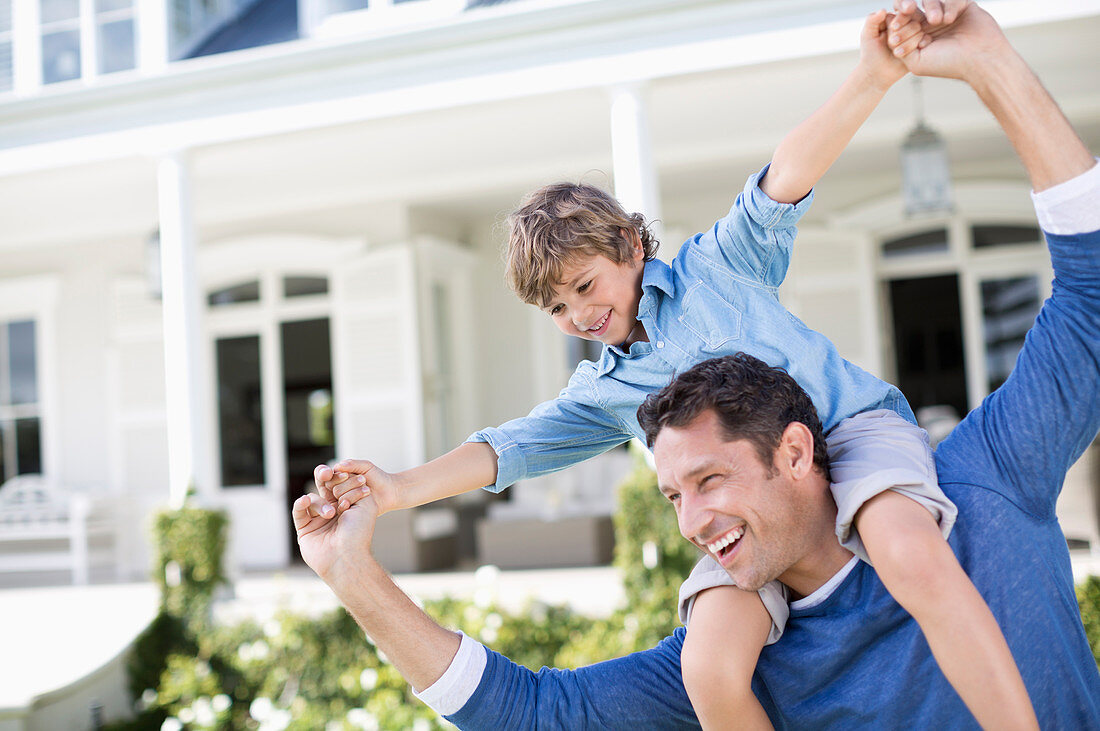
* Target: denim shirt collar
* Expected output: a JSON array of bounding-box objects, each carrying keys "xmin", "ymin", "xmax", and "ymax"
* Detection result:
[{"xmin": 596, "ymin": 259, "xmax": 674, "ymax": 376}]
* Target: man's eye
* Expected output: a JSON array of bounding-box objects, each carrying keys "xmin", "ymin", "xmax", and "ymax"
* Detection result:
[
  {"xmin": 550, "ymin": 305, "xmax": 563, "ymax": 316},
  {"xmin": 666, "ymin": 493, "xmax": 680, "ymax": 504},
  {"xmin": 578, "ymin": 281, "xmax": 591, "ymax": 294}
]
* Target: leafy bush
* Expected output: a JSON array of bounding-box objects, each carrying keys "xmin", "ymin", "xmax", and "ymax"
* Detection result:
[
  {"xmin": 1078, "ymin": 574, "xmax": 1100, "ymax": 669},
  {"xmin": 152, "ymin": 503, "xmax": 229, "ymax": 624}
]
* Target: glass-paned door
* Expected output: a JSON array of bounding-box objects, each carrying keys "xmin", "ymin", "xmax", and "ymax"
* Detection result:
[
  {"xmin": 0, "ymin": 320, "xmax": 42, "ymax": 481},
  {"xmin": 215, "ymin": 334, "xmax": 265, "ymax": 487},
  {"xmin": 887, "ymin": 274, "xmax": 968, "ymax": 418}
]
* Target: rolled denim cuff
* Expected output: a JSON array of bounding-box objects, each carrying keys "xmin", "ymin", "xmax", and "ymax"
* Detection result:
[
  {"xmin": 743, "ymin": 163, "xmax": 815, "ymax": 228},
  {"xmin": 465, "ymin": 428, "xmax": 527, "ymax": 493},
  {"xmin": 1031, "ymin": 158, "xmax": 1100, "ymax": 235}
]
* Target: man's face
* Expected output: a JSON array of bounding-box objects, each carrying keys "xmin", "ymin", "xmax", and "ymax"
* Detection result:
[
  {"xmin": 542, "ymin": 231, "xmax": 646, "ymax": 348},
  {"xmin": 653, "ymin": 409, "xmax": 821, "ymax": 592}
]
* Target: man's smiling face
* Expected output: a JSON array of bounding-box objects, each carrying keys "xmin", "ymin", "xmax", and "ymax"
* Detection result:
[{"xmin": 653, "ymin": 409, "xmax": 822, "ymax": 593}]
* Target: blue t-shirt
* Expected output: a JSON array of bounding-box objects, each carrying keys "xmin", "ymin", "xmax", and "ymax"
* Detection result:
[
  {"xmin": 470, "ymin": 166, "xmax": 911, "ymax": 491},
  {"xmin": 448, "ymin": 225, "xmax": 1100, "ymax": 729}
]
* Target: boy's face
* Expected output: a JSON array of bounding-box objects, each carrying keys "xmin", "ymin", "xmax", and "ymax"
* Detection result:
[{"xmin": 542, "ymin": 231, "xmax": 646, "ymax": 347}]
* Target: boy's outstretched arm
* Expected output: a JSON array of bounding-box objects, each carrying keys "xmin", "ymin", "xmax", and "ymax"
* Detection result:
[
  {"xmin": 682, "ymin": 587, "xmax": 774, "ymax": 731},
  {"xmin": 317, "ymin": 440, "xmax": 499, "ymax": 516},
  {"xmin": 855, "ymin": 493, "xmax": 1038, "ymax": 730},
  {"xmin": 759, "ymin": 10, "xmax": 919, "ymax": 204}
]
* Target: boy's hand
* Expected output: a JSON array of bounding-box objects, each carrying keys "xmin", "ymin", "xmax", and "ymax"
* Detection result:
[
  {"xmin": 315, "ymin": 459, "xmax": 401, "ymax": 516},
  {"xmin": 860, "ymin": 9, "xmax": 915, "ymax": 90}
]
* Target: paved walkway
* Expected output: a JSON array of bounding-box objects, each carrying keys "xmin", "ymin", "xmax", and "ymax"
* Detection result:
[{"xmin": 0, "ymin": 581, "xmax": 160, "ymax": 713}]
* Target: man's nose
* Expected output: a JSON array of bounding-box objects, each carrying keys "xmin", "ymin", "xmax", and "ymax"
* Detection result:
[{"xmin": 678, "ymin": 493, "xmax": 711, "ymax": 542}]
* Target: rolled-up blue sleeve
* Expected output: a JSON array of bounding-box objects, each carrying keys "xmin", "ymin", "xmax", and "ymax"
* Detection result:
[
  {"xmin": 690, "ymin": 164, "xmax": 814, "ymax": 288},
  {"xmin": 466, "ymin": 362, "xmax": 632, "ymax": 493}
]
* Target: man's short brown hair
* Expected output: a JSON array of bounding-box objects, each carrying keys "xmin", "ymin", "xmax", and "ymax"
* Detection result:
[
  {"xmin": 505, "ymin": 183, "xmax": 658, "ymax": 307},
  {"xmin": 637, "ymin": 353, "xmax": 831, "ymax": 480}
]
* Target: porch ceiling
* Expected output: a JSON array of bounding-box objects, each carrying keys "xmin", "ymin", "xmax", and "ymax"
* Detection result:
[{"xmin": 0, "ymin": 11, "xmax": 1097, "ymax": 253}]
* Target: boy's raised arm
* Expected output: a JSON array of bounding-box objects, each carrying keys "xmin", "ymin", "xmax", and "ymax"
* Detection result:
[{"xmin": 759, "ymin": 10, "xmax": 917, "ymax": 204}]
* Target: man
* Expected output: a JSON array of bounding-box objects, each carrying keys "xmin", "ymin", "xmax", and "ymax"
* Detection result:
[{"xmin": 294, "ymin": 2, "xmax": 1100, "ymax": 727}]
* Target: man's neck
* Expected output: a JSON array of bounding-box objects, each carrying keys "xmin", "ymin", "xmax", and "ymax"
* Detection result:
[{"xmin": 777, "ymin": 503, "xmax": 855, "ymax": 601}]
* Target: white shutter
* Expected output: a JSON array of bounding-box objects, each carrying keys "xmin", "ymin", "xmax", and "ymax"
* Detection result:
[
  {"xmin": 107, "ymin": 278, "xmax": 169, "ymax": 578},
  {"xmin": 331, "ymin": 245, "xmax": 425, "ymax": 471}
]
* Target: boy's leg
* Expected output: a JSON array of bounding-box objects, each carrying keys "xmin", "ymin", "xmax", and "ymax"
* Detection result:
[
  {"xmin": 681, "ymin": 584, "xmax": 775, "ymax": 731},
  {"xmin": 827, "ymin": 409, "xmax": 954, "ymax": 562}
]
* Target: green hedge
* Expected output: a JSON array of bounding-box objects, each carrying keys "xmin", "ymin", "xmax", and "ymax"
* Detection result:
[{"xmin": 113, "ymin": 459, "xmax": 1100, "ymax": 730}]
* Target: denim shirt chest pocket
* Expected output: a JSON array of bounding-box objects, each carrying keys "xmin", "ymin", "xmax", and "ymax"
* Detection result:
[{"xmin": 677, "ymin": 280, "xmax": 743, "ymax": 353}]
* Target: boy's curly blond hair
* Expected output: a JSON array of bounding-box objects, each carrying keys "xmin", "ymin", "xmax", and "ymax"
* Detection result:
[{"xmin": 505, "ymin": 183, "xmax": 658, "ymax": 308}]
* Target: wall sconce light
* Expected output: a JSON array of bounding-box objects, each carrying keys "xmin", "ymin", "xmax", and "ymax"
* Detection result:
[
  {"xmin": 146, "ymin": 230, "xmax": 162, "ymax": 299},
  {"xmin": 900, "ymin": 77, "xmax": 953, "ymax": 217}
]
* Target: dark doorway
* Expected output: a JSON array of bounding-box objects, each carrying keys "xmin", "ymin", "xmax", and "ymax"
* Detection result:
[
  {"xmin": 888, "ymin": 274, "xmax": 968, "ymax": 418},
  {"xmin": 281, "ymin": 318, "xmax": 335, "ymax": 561}
]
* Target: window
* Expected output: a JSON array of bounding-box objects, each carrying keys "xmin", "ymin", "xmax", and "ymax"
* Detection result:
[
  {"xmin": 0, "ymin": 0, "xmax": 13, "ymax": 92},
  {"xmin": 981, "ymin": 276, "xmax": 1041, "ymax": 392},
  {"xmin": 208, "ymin": 280, "xmax": 261, "ymax": 306},
  {"xmin": 0, "ymin": 320, "xmax": 42, "ymax": 481},
  {"xmin": 882, "ymin": 228, "xmax": 949, "ymax": 258},
  {"xmin": 971, "ymin": 225, "xmax": 1041, "ymax": 249},
  {"xmin": 283, "ymin": 276, "xmax": 328, "ymax": 298},
  {"xmin": 38, "ymin": 0, "xmax": 134, "ymax": 86}
]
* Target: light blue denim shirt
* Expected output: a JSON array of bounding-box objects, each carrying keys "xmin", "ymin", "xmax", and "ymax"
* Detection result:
[{"xmin": 470, "ymin": 165, "xmax": 913, "ymax": 491}]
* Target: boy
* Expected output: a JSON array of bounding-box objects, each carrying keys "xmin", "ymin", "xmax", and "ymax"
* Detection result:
[{"xmin": 318, "ymin": 7, "xmax": 1036, "ymax": 729}]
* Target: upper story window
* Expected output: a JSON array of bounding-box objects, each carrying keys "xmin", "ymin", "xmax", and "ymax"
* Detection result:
[
  {"xmin": 305, "ymin": 0, "xmax": 464, "ymax": 40},
  {"xmin": 40, "ymin": 0, "xmax": 135, "ymax": 84}
]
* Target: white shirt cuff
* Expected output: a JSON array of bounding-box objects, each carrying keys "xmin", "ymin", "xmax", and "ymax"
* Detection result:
[
  {"xmin": 413, "ymin": 631, "xmax": 487, "ymax": 716},
  {"xmin": 1031, "ymin": 159, "xmax": 1100, "ymax": 235}
]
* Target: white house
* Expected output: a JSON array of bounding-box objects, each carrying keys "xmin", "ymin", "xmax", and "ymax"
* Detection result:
[{"xmin": 1, "ymin": 0, "xmax": 1098, "ymax": 583}]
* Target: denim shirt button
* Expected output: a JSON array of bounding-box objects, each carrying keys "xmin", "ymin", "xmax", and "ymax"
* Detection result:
[{"xmin": 656, "ymin": 341, "xmax": 664, "ymax": 348}]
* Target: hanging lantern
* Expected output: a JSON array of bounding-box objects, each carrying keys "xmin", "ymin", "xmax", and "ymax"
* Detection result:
[{"xmin": 900, "ymin": 78, "xmax": 953, "ymax": 217}]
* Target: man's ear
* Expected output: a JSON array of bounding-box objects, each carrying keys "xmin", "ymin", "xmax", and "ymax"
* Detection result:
[{"xmin": 778, "ymin": 422, "xmax": 816, "ymax": 480}]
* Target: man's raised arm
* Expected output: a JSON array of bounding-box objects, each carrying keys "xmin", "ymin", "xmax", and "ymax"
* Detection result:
[{"xmin": 892, "ymin": 1, "xmax": 1100, "ymax": 511}]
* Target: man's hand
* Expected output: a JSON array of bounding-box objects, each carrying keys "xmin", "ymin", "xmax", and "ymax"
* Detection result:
[
  {"xmin": 314, "ymin": 459, "xmax": 401, "ymax": 516},
  {"xmin": 889, "ymin": 1, "xmax": 1011, "ymax": 82},
  {"xmin": 293, "ymin": 490, "xmax": 380, "ymax": 584}
]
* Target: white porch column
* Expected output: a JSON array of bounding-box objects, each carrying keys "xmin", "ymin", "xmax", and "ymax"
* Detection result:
[
  {"xmin": 137, "ymin": 0, "xmax": 170, "ymax": 73},
  {"xmin": 12, "ymin": 0, "xmax": 43, "ymax": 94},
  {"xmin": 157, "ymin": 150, "xmax": 206, "ymax": 507},
  {"xmin": 609, "ymin": 83, "xmax": 663, "ymax": 240}
]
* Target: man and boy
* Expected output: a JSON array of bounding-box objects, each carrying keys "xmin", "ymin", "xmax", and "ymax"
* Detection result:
[{"xmin": 297, "ymin": 1, "xmax": 1100, "ymax": 726}]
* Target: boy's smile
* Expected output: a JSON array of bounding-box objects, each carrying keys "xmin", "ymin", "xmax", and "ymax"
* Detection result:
[{"xmin": 544, "ymin": 231, "xmax": 648, "ymax": 348}]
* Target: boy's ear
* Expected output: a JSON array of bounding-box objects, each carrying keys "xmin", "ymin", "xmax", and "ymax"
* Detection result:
[{"xmin": 620, "ymin": 228, "xmax": 644, "ymax": 260}]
